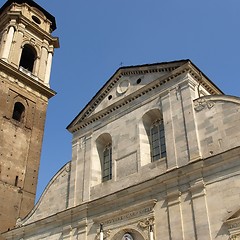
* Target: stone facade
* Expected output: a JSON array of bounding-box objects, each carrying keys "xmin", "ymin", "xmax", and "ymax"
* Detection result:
[
  {"xmin": 0, "ymin": 0, "xmax": 59, "ymax": 236},
  {"xmin": 3, "ymin": 59, "xmax": 240, "ymax": 240}
]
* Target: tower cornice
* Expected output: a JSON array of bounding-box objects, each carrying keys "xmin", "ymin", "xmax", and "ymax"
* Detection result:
[
  {"xmin": 0, "ymin": 11, "xmax": 59, "ymax": 48},
  {"xmin": 0, "ymin": 59, "xmax": 56, "ymax": 99},
  {"xmin": 0, "ymin": 0, "xmax": 57, "ymax": 31}
]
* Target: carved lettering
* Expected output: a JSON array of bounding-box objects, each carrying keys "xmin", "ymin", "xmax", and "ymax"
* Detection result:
[{"xmin": 103, "ymin": 207, "xmax": 152, "ymax": 225}]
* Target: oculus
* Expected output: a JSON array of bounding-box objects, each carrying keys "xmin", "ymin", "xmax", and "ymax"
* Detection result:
[{"xmin": 32, "ymin": 15, "xmax": 41, "ymax": 24}]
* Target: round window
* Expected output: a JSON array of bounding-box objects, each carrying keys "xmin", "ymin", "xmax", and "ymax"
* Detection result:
[{"xmin": 32, "ymin": 15, "xmax": 41, "ymax": 24}]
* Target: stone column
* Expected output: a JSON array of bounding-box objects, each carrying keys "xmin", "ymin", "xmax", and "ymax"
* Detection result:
[
  {"xmin": 11, "ymin": 25, "xmax": 24, "ymax": 67},
  {"xmin": 0, "ymin": 29, "xmax": 8, "ymax": 58},
  {"xmin": 1, "ymin": 26, "xmax": 15, "ymax": 61},
  {"xmin": 38, "ymin": 40, "xmax": 48, "ymax": 81},
  {"xmin": 44, "ymin": 50, "xmax": 53, "ymax": 86},
  {"xmin": 33, "ymin": 57, "xmax": 40, "ymax": 77}
]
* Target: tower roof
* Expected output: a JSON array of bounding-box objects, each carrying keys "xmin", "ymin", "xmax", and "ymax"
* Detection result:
[{"xmin": 0, "ymin": 0, "xmax": 57, "ymax": 31}]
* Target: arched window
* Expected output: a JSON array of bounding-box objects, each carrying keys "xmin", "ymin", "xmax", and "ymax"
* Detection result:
[
  {"xmin": 102, "ymin": 144, "xmax": 112, "ymax": 182},
  {"xmin": 12, "ymin": 102, "xmax": 25, "ymax": 122},
  {"xmin": 150, "ymin": 120, "xmax": 166, "ymax": 161},
  {"xmin": 96, "ymin": 133, "xmax": 113, "ymax": 183},
  {"xmin": 141, "ymin": 109, "xmax": 167, "ymax": 164},
  {"xmin": 19, "ymin": 44, "xmax": 36, "ymax": 72}
]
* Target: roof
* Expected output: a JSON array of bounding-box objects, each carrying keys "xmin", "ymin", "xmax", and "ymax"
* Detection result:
[{"xmin": 0, "ymin": 0, "xmax": 57, "ymax": 31}]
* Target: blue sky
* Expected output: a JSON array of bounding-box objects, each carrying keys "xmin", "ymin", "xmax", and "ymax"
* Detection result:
[{"xmin": 32, "ymin": 0, "xmax": 240, "ymax": 200}]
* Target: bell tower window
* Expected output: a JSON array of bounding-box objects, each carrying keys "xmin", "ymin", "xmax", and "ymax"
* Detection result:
[
  {"xmin": 19, "ymin": 44, "xmax": 36, "ymax": 72},
  {"xmin": 12, "ymin": 102, "xmax": 25, "ymax": 122}
]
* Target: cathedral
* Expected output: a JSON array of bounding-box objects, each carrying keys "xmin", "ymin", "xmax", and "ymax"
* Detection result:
[{"xmin": 1, "ymin": 1, "xmax": 240, "ymax": 240}]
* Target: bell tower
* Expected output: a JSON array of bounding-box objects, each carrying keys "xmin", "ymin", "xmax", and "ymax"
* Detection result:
[{"xmin": 0, "ymin": 0, "xmax": 59, "ymax": 234}]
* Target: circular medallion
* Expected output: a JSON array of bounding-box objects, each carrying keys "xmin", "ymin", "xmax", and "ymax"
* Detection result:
[{"xmin": 117, "ymin": 79, "xmax": 130, "ymax": 94}]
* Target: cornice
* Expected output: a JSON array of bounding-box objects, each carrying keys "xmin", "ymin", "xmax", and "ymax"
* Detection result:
[
  {"xmin": 71, "ymin": 65, "xmax": 179, "ymax": 129},
  {"xmin": 9, "ymin": 12, "xmax": 59, "ymax": 47},
  {"xmin": 3, "ymin": 147, "xmax": 240, "ymax": 239},
  {"xmin": 92, "ymin": 199, "xmax": 157, "ymax": 225},
  {"xmin": 0, "ymin": 0, "xmax": 57, "ymax": 31},
  {"xmin": 0, "ymin": 59, "xmax": 56, "ymax": 99},
  {"xmin": 69, "ymin": 67, "xmax": 185, "ymax": 133},
  {"xmin": 68, "ymin": 61, "xmax": 222, "ymax": 133}
]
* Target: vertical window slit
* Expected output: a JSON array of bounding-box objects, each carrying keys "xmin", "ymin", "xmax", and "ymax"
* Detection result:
[{"xmin": 15, "ymin": 176, "xmax": 19, "ymax": 187}]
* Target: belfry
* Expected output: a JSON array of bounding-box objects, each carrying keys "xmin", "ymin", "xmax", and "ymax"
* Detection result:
[{"xmin": 0, "ymin": 0, "xmax": 59, "ymax": 234}]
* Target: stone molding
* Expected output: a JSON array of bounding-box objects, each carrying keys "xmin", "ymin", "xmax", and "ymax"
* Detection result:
[
  {"xmin": 194, "ymin": 98, "xmax": 215, "ymax": 112},
  {"xmin": 17, "ymin": 162, "xmax": 71, "ymax": 226},
  {"xmin": 167, "ymin": 190, "xmax": 181, "ymax": 206},
  {"xmin": 69, "ymin": 61, "xmax": 221, "ymax": 133},
  {"xmin": 194, "ymin": 95, "xmax": 240, "ymax": 112},
  {"xmin": 138, "ymin": 216, "xmax": 155, "ymax": 231},
  {"xmin": 72, "ymin": 71, "xmax": 187, "ymax": 132},
  {"xmin": 93, "ymin": 199, "xmax": 157, "ymax": 227},
  {"xmin": 189, "ymin": 179, "xmax": 206, "ymax": 199},
  {"xmin": 93, "ymin": 200, "xmax": 156, "ymax": 240},
  {"xmin": 0, "ymin": 60, "xmax": 55, "ymax": 99}
]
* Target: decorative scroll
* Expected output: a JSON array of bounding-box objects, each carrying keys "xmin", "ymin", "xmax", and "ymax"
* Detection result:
[
  {"xmin": 138, "ymin": 216, "xmax": 155, "ymax": 231},
  {"xmin": 230, "ymin": 234, "xmax": 240, "ymax": 240},
  {"xmin": 194, "ymin": 99, "xmax": 215, "ymax": 112},
  {"xmin": 16, "ymin": 217, "xmax": 22, "ymax": 227}
]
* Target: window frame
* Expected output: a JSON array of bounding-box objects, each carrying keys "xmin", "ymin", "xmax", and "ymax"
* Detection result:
[
  {"xmin": 150, "ymin": 119, "xmax": 166, "ymax": 162},
  {"xmin": 12, "ymin": 102, "xmax": 25, "ymax": 122},
  {"xmin": 19, "ymin": 44, "xmax": 37, "ymax": 73},
  {"xmin": 102, "ymin": 144, "xmax": 112, "ymax": 182}
]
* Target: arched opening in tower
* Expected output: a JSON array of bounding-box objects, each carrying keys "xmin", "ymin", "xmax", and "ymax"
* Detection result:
[
  {"xmin": 19, "ymin": 44, "xmax": 36, "ymax": 72},
  {"xmin": 12, "ymin": 102, "xmax": 25, "ymax": 122}
]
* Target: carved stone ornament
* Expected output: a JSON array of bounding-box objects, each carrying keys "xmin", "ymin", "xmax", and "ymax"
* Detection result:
[
  {"xmin": 65, "ymin": 162, "xmax": 71, "ymax": 172},
  {"xmin": 117, "ymin": 79, "xmax": 130, "ymax": 94},
  {"xmin": 96, "ymin": 230, "xmax": 111, "ymax": 240},
  {"xmin": 194, "ymin": 99, "xmax": 215, "ymax": 112},
  {"xmin": 230, "ymin": 234, "xmax": 240, "ymax": 240},
  {"xmin": 16, "ymin": 217, "xmax": 22, "ymax": 227},
  {"xmin": 138, "ymin": 216, "xmax": 154, "ymax": 231}
]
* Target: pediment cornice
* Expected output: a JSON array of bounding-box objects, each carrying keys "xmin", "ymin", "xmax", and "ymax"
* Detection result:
[
  {"xmin": 67, "ymin": 60, "xmax": 223, "ymax": 133},
  {"xmin": 0, "ymin": 59, "xmax": 56, "ymax": 99}
]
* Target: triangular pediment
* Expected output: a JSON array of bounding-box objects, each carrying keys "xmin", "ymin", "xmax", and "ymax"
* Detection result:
[{"xmin": 67, "ymin": 59, "xmax": 222, "ymax": 132}]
